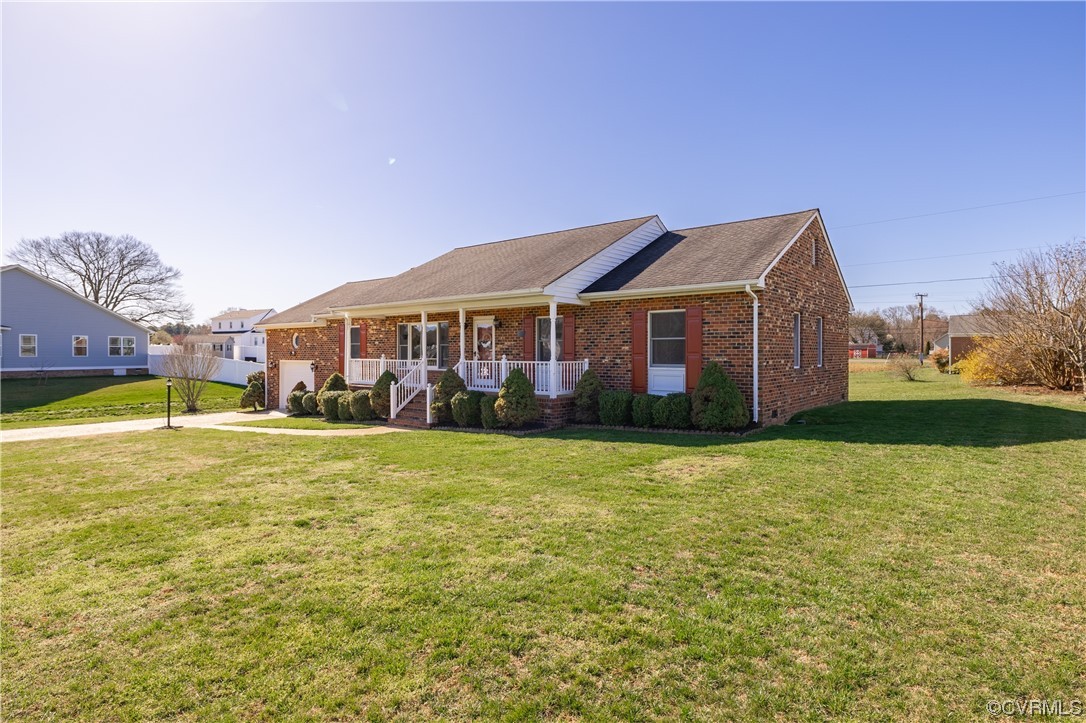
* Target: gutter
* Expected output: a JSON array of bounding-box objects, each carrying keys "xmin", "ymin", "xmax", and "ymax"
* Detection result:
[{"xmin": 745, "ymin": 284, "xmax": 760, "ymax": 424}]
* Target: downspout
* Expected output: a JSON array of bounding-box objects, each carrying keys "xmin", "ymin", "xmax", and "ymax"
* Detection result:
[{"xmin": 745, "ymin": 284, "xmax": 759, "ymax": 424}]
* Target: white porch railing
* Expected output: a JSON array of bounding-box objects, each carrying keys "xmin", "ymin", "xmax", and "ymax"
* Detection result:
[
  {"xmin": 347, "ymin": 356, "xmax": 417, "ymax": 386},
  {"xmin": 456, "ymin": 356, "xmax": 588, "ymax": 397},
  {"xmin": 390, "ymin": 360, "xmax": 427, "ymax": 420}
]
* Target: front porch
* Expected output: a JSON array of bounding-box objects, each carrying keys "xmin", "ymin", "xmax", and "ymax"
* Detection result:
[{"xmin": 347, "ymin": 355, "xmax": 589, "ymax": 397}]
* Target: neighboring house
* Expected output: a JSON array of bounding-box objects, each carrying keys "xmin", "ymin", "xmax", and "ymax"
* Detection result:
[
  {"xmin": 849, "ymin": 343, "xmax": 878, "ymax": 359},
  {"xmin": 180, "ymin": 333, "xmax": 235, "ymax": 358},
  {"xmin": 0, "ymin": 264, "xmax": 150, "ymax": 378},
  {"xmin": 931, "ymin": 314, "xmax": 997, "ymax": 365},
  {"xmin": 209, "ymin": 308, "xmax": 275, "ymax": 362},
  {"xmin": 258, "ymin": 209, "xmax": 852, "ymax": 426}
]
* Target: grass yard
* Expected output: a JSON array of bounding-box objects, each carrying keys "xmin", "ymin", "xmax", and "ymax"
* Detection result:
[
  {"xmin": 231, "ymin": 417, "xmax": 380, "ymax": 430},
  {"xmin": 2, "ymin": 369, "xmax": 1084, "ymax": 720},
  {"xmin": 0, "ymin": 375, "xmax": 245, "ymax": 429}
]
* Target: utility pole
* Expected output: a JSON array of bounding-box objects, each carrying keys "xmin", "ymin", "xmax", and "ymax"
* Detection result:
[{"xmin": 915, "ymin": 293, "xmax": 928, "ymax": 365}]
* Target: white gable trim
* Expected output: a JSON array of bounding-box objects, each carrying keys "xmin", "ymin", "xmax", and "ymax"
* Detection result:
[
  {"xmin": 756, "ymin": 211, "xmax": 853, "ymax": 309},
  {"xmin": 543, "ymin": 216, "xmax": 667, "ymax": 298},
  {"xmin": 0, "ymin": 265, "xmax": 152, "ymax": 333}
]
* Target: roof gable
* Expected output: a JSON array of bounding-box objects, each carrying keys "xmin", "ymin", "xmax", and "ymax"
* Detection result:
[{"xmin": 0, "ymin": 264, "xmax": 151, "ymax": 333}]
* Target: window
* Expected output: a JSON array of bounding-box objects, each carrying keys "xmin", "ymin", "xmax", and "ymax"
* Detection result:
[
  {"xmin": 397, "ymin": 322, "xmax": 449, "ymax": 367},
  {"xmin": 817, "ymin": 317, "xmax": 824, "ymax": 368},
  {"xmin": 19, "ymin": 334, "xmax": 37, "ymax": 357},
  {"xmin": 535, "ymin": 317, "xmax": 564, "ymax": 361},
  {"xmin": 109, "ymin": 336, "xmax": 135, "ymax": 357},
  {"xmin": 649, "ymin": 310, "xmax": 685, "ymax": 366},
  {"xmin": 350, "ymin": 327, "xmax": 362, "ymax": 359},
  {"xmin": 291, "ymin": 333, "xmax": 301, "ymax": 349},
  {"xmin": 217, "ymin": 322, "xmax": 222, "ymax": 329},
  {"xmin": 73, "ymin": 335, "xmax": 88, "ymax": 357},
  {"xmin": 812, "ymin": 237, "xmax": 818, "ymax": 266},
  {"xmin": 793, "ymin": 313, "xmax": 801, "ymax": 368},
  {"xmin": 229, "ymin": 321, "xmax": 233, "ymax": 329}
]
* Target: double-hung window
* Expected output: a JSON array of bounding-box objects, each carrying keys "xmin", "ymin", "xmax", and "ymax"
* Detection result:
[
  {"xmin": 19, "ymin": 334, "xmax": 37, "ymax": 357},
  {"xmin": 397, "ymin": 322, "xmax": 449, "ymax": 368},
  {"xmin": 817, "ymin": 317, "xmax": 824, "ymax": 368},
  {"xmin": 109, "ymin": 336, "xmax": 135, "ymax": 357},
  {"xmin": 535, "ymin": 317, "xmax": 564, "ymax": 361},
  {"xmin": 350, "ymin": 327, "xmax": 362, "ymax": 359},
  {"xmin": 649, "ymin": 310, "xmax": 685, "ymax": 366},
  {"xmin": 792, "ymin": 313, "xmax": 802, "ymax": 368},
  {"xmin": 73, "ymin": 335, "xmax": 88, "ymax": 357}
]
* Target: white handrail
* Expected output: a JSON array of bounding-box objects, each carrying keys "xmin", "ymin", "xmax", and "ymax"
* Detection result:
[{"xmin": 390, "ymin": 360, "xmax": 427, "ymax": 419}]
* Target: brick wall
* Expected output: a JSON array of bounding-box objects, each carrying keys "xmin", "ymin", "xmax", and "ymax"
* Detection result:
[{"xmin": 265, "ymin": 320, "xmax": 344, "ymax": 409}]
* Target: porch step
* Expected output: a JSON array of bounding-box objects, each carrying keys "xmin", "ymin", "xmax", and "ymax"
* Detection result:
[{"xmin": 388, "ymin": 392, "xmax": 431, "ymax": 429}]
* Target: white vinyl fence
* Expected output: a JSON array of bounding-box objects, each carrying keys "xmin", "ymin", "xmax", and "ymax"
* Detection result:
[{"xmin": 149, "ymin": 345, "xmax": 263, "ymax": 386}]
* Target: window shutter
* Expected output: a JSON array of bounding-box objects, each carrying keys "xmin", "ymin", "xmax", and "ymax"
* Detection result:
[
  {"xmin": 358, "ymin": 322, "xmax": 368, "ymax": 359},
  {"xmin": 685, "ymin": 305, "xmax": 703, "ymax": 393},
  {"xmin": 522, "ymin": 316, "xmax": 535, "ymax": 360},
  {"xmin": 631, "ymin": 309, "xmax": 647, "ymax": 393},
  {"xmin": 563, "ymin": 313, "xmax": 576, "ymax": 361}
]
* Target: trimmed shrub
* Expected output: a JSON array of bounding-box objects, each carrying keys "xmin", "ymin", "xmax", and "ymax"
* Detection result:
[
  {"xmin": 290, "ymin": 380, "xmax": 308, "ymax": 394},
  {"xmin": 287, "ymin": 390, "xmax": 307, "ymax": 415},
  {"xmin": 337, "ymin": 393, "xmax": 353, "ymax": 421},
  {"xmin": 654, "ymin": 392, "xmax": 692, "ymax": 429},
  {"xmin": 302, "ymin": 392, "xmax": 318, "ymax": 416},
  {"xmin": 321, "ymin": 391, "xmax": 347, "ymax": 421},
  {"xmin": 319, "ymin": 372, "xmax": 348, "ymax": 394},
  {"xmin": 494, "ymin": 368, "xmax": 540, "ymax": 428},
  {"xmin": 451, "ymin": 390, "xmax": 485, "ymax": 428},
  {"xmin": 430, "ymin": 368, "xmax": 467, "ymax": 425},
  {"xmin": 690, "ymin": 361, "xmax": 749, "ymax": 430},
  {"xmin": 572, "ymin": 369, "xmax": 603, "ymax": 423},
  {"xmin": 599, "ymin": 390, "xmax": 633, "ymax": 426},
  {"xmin": 480, "ymin": 395, "xmax": 501, "ymax": 429},
  {"xmin": 930, "ymin": 347, "xmax": 950, "ymax": 373},
  {"xmin": 370, "ymin": 370, "xmax": 397, "ymax": 418},
  {"xmin": 247, "ymin": 370, "xmax": 266, "ymax": 387},
  {"xmin": 631, "ymin": 394, "xmax": 661, "ymax": 428},
  {"xmin": 240, "ymin": 381, "xmax": 265, "ymax": 411},
  {"xmin": 349, "ymin": 390, "xmax": 375, "ymax": 421}
]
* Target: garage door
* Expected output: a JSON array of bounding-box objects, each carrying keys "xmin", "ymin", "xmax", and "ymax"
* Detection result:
[{"xmin": 279, "ymin": 360, "xmax": 314, "ymax": 409}]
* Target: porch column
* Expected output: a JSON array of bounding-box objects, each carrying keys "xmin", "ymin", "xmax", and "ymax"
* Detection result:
[
  {"xmin": 420, "ymin": 310, "xmax": 427, "ymax": 365},
  {"xmin": 459, "ymin": 307, "xmax": 466, "ymax": 366},
  {"xmin": 548, "ymin": 300, "xmax": 558, "ymax": 399},
  {"xmin": 343, "ymin": 312, "xmax": 351, "ymax": 380}
]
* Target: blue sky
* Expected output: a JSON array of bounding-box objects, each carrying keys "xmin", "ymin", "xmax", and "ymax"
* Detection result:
[{"xmin": 3, "ymin": 2, "xmax": 1083, "ymax": 322}]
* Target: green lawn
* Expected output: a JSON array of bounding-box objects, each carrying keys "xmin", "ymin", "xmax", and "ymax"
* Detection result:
[
  {"xmin": 230, "ymin": 417, "xmax": 380, "ymax": 430},
  {"xmin": 2, "ymin": 370, "xmax": 1084, "ymax": 720},
  {"xmin": 0, "ymin": 375, "xmax": 245, "ymax": 429}
]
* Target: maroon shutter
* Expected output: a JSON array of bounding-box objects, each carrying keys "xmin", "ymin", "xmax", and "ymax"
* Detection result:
[
  {"xmin": 685, "ymin": 305, "xmax": 703, "ymax": 393},
  {"xmin": 562, "ymin": 313, "xmax": 576, "ymax": 361},
  {"xmin": 631, "ymin": 309, "xmax": 647, "ymax": 393},
  {"xmin": 358, "ymin": 322, "xmax": 368, "ymax": 359},
  {"xmin": 522, "ymin": 316, "xmax": 535, "ymax": 360}
]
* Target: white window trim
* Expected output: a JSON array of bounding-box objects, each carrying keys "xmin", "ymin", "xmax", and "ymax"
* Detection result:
[
  {"xmin": 648, "ymin": 309, "xmax": 686, "ymax": 368},
  {"xmin": 397, "ymin": 322, "xmax": 450, "ymax": 369},
  {"xmin": 108, "ymin": 335, "xmax": 136, "ymax": 357},
  {"xmin": 817, "ymin": 317, "xmax": 824, "ymax": 368},
  {"xmin": 19, "ymin": 334, "xmax": 38, "ymax": 357},
  {"xmin": 72, "ymin": 334, "xmax": 89, "ymax": 358},
  {"xmin": 793, "ymin": 313, "xmax": 802, "ymax": 369},
  {"xmin": 534, "ymin": 315, "xmax": 564, "ymax": 362}
]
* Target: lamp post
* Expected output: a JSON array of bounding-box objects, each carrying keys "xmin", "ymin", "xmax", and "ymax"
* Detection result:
[{"xmin": 166, "ymin": 377, "xmax": 173, "ymax": 429}]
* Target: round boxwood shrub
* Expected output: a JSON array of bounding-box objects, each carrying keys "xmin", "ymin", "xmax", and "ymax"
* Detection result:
[
  {"xmin": 337, "ymin": 393, "xmax": 354, "ymax": 421},
  {"xmin": 369, "ymin": 370, "xmax": 397, "ymax": 418},
  {"xmin": 320, "ymin": 391, "xmax": 347, "ymax": 421},
  {"xmin": 451, "ymin": 390, "xmax": 485, "ymax": 428},
  {"xmin": 480, "ymin": 395, "xmax": 502, "ymax": 429},
  {"xmin": 599, "ymin": 390, "xmax": 633, "ymax": 426},
  {"xmin": 631, "ymin": 394, "xmax": 661, "ymax": 428},
  {"xmin": 319, "ymin": 372, "xmax": 348, "ymax": 394},
  {"xmin": 287, "ymin": 390, "xmax": 307, "ymax": 415},
  {"xmin": 573, "ymin": 369, "xmax": 603, "ymax": 423},
  {"xmin": 302, "ymin": 392, "xmax": 318, "ymax": 416},
  {"xmin": 690, "ymin": 361, "xmax": 749, "ymax": 430},
  {"xmin": 653, "ymin": 392, "xmax": 692, "ymax": 429},
  {"xmin": 430, "ymin": 368, "xmax": 467, "ymax": 425},
  {"xmin": 349, "ymin": 390, "xmax": 375, "ymax": 421},
  {"xmin": 494, "ymin": 368, "xmax": 540, "ymax": 428}
]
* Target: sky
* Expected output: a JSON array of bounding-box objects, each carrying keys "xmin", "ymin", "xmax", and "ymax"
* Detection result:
[{"xmin": 3, "ymin": 1, "xmax": 1084, "ymax": 323}]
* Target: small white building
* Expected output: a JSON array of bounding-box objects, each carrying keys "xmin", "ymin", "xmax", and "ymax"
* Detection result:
[{"xmin": 209, "ymin": 308, "xmax": 276, "ymax": 362}]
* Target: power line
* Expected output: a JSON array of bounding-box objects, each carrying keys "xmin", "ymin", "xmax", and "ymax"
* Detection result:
[
  {"xmin": 850, "ymin": 275, "xmax": 995, "ymax": 289},
  {"xmin": 828, "ymin": 191, "xmax": 1084, "ymax": 230},
  {"xmin": 842, "ymin": 245, "xmax": 1050, "ymax": 268}
]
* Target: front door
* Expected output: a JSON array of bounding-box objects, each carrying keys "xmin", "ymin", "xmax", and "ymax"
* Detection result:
[{"xmin": 471, "ymin": 317, "xmax": 498, "ymax": 390}]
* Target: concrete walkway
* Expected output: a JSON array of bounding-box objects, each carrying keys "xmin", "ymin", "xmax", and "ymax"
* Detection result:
[{"xmin": 1, "ymin": 411, "xmax": 405, "ymax": 443}]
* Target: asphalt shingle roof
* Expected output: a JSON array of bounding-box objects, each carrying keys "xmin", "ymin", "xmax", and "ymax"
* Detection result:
[
  {"xmin": 584, "ymin": 210, "xmax": 817, "ymax": 293},
  {"xmin": 211, "ymin": 308, "xmax": 274, "ymax": 322},
  {"xmin": 260, "ymin": 279, "xmax": 390, "ymax": 326}
]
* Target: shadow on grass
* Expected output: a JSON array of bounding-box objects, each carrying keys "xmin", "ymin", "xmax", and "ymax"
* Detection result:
[
  {"xmin": 543, "ymin": 398, "xmax": 1086, "ymax": 448},
  {"xmin": 0, "ymin": 376, "xmax": 159, "ymax": 414}
]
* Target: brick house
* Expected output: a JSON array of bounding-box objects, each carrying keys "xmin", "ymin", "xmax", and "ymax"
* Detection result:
[
  {"xmin": 931, "ymin": 314, "xmax": 998, "ymax": 365},
  {"xmin": 258, "ymin": 209, "xmax": 852, "ymax": 427}
]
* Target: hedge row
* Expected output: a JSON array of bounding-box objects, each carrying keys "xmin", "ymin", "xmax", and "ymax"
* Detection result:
[{"xmin": 286, "ymin": 372, "xmax": 380, "ymax": 422}]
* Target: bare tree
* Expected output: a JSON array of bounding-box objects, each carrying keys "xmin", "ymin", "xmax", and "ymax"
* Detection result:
[
  {"xmin": 979, "ymin": 239, "xmax": 1086, "ymax": 394},
  {"xmin": 158, "ymin": 343, "xmax": 223, "ymax": 412},
  {"xmin": 8, "ymin": 231, "xmax": 193, "ymax": 325},
  {"xmin": 848, "ymin": 310, "xmax": 887, "ymax": 346}
]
